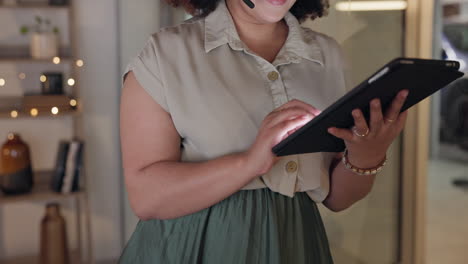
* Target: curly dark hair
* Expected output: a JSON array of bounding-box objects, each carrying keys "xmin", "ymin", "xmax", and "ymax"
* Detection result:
[{"xmin": 165, "ymin": 0, "xmax": 329, "ymax": 22}]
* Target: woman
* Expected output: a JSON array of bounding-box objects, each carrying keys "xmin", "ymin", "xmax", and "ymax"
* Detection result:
[{"xmin": 119, "ymin": 0, "xmax": 408, "ymax": 262}]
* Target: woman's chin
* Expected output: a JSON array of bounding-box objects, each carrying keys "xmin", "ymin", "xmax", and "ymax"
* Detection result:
[
  {"xmin": 253, "ymin": 0, "xmax": 294, "ymax": 22},
  {"xmin": 255, "ymin": 9, "xmax": 289, "ymax": 23}
]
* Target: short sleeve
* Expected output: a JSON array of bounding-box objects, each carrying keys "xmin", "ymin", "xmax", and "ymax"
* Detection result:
[{"xmin": 123, "ymin": 37, "xmax": 169, "ymax": 112}]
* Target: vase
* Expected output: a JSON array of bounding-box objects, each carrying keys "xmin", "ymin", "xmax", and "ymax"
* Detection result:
[
  {"xmin": 30, "ymin": 32, "xmax": 59, "ymax": 59},
  {"xmin": 0, "ymin": 133, "xmax": 33, "ymax": 195},
  {"xmin": 40, "ymin": 203, "xmax": 70, "ymax": 264}
]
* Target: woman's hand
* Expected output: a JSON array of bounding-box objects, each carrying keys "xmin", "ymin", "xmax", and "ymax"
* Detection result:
[
  {"xmin": 244, "ymin": 99, "xmax": 322, "ymax": 177},
  {"xmin": 327, "ymin": 90, "xmax": 409, "ymax": 168}
]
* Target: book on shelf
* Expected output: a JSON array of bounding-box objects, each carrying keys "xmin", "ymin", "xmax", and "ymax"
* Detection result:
[{"xmin": 50, "ymin": 139, "xmax": 84, "ymax": 194}]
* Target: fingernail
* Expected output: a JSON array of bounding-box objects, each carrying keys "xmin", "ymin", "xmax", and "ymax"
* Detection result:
[
  {"xmin": 352, "ymin": 109, "xmax": 360, "ymax": 117},
  {"xmin": 401, "ymin": 90, "xmax": 409, "ymax": 98},
  {"xmin": 328, "ymin": 128, "xmax": 334, "ymax": 133},
  {"xmin": 373, "ymin": 99, "xmax": 380, "ymax": 107}
]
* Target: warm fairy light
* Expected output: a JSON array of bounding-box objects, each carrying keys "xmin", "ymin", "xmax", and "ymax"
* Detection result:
[
  {"xmin": 0, "ymin": 78, "xmax": 5, "ymax": 86},
  {"xmin": 10, "ymin": 110, "xmax": 18, "ymax": 118},
  {"xmin": 335, "ymin": 1, "xmax": 407, "ymax": 11},
  {"xmin": 53, "ymin": 56, "xmax": 61, "ymax": 64},
  {"xmin": 70, "ymin": 99, "xmax": 77, "ymax": 107},
  {"xmin": 40, "ymin": 75, "xmax": 47, "ymax": 83},
  {"xmin": 7, "ymin": 133, "xmax": 14, "ymax": 140},
  {"xmin": 67, "ymin": 78, "xmax": 75, "ymax": 86},
  {"xmin": 18, "ymin": 73, "xmax": 26, "ymax": 80},
  {"xmin": 51, "ymin": 107, "xmax": 59, "ymax": 115},
  {"xmin": 76, "ymin": 59, "xmax": 84, "ymax": 67},
  {"xmin": 30, "ymin": 108, "xmax": 38, "ymax": 117}
]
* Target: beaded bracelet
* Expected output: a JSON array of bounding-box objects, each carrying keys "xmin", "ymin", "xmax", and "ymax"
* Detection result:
[{"xmin": 342, "ymin": 148, "xmax": 387, "ymax": 176}]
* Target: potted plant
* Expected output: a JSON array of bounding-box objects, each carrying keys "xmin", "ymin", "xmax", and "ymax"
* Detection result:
[{"xmin": 20, "ymin": 16, "xmax": 60, "ymax": 59}]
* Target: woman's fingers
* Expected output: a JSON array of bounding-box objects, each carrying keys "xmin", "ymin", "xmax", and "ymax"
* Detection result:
[
  {"xmin": 272, "ymin": 116, "xmax": 312, "ymax": 143},
  {"xmin": 369, "ymin": 99, "xmax": 384, "ymax": 133},
  {"xmin": 328, "ymin": 127, "xmax": 354, "ymax": 141},
  {"xmin": 266, "ymin": 99, "xmax": 322, "ymax": 129},
  {"xmin": 395, "ymin": 110, "xmax": 408, "ymax": 132},
  {"xmin": 384, "ymin": 90, "xmax": 409, "ymax": 124},
  {"xmin": 351, "ymin": 108, "xmax": 370, "ymax": 137},
  {"xmin": 266, "ymin": 107, "xmax": 314, "ymax": 129},
  {"xmin": 276, "ymin": 99, "xmax": 322, "ymax": 116}
]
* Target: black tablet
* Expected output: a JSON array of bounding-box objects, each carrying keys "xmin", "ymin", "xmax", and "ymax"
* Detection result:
[{"xmin": 272, "ymin": 58, "xmax": 464, "ymax": 156}]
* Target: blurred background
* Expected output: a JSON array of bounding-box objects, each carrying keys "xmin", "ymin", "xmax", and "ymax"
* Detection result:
[{"xmin": 0, "ymin": 0, "xmax": 466, "ymax": 263}]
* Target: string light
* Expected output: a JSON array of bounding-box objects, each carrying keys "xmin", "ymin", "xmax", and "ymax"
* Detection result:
[
  {"xmin": 10, "ymin": 110, "xmax": 18, "ymax": 118},
  {"xmin": 70, "ymin": 99, "xmax": 77, "ymax": 107},
  {"xmin": 51, "ymin": 107, "xmax": 59, "ymax": 115},
  {"xmin": 30, "ymin": 108, "xmax": 38, "ymax": 117},
  {"xmin": 76, "ymin": 59, "xmax": 84, "ymax": 67},
  {"xmin": 67, "ymin": 78, "xmax": 75, "ymax": 86},
  {"xmin": 1, "ymin": 57, "xmax": 85, "ymax": 88},
  {"xmin": 52, "ymin": 56, "xmax": 61, "ymax": 64},
  {"xmin": 335, "ymin": 1, "xmax": 407, "ymax": 11}
]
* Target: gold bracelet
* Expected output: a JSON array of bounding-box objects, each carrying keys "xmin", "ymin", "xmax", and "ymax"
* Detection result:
[{"xmin": 342, "ymin": 148, "xmax": 387, "ymax": 176}]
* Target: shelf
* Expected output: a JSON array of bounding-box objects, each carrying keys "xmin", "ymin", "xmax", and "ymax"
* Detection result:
[
  {"xmin": 0, "ymin": 95, "xmax": 78, "ymax": 119},
  {"xmin": 0, "ymin": 108, "xmax": 77, "ymax": 118},
  {"xmin": 0, "ymin": 46, "xmax": 73, "ymax": 63},
  {"xmin": 0, "ymin": 250, "xmax": 80, "ymax": 264},
  {"xmin": 0, "ymin": 3, "xmax": 69, "ymax": 10},
  {"xmin": 0, "ymin": 107, "xmax": 77, "ymax": 118},
  {"xmin": 0, "ymin": 56, "xmax": 74, "ymax": 64},
  {"xmin": 0, "ymin": 171, "xmax": 83, "ymax": 205}
]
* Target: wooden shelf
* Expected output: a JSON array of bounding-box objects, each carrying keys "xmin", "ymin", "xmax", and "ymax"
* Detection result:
[
  {"xmin": 0, "ymin": 56, "xmax": 74, "ymax": 64},
  {"xmin": 0, "ymin": 3, "xmax": 69, "ymax": 10},
  {"xmin": 0, "ymin": 46, "xmax": 73, "ymax": 63},
  {"xmin": 0, "ymin": 95, "xmax": 78, "ymax": 119},
  {"xmin": 0, "ymin": 250, "xmax": 80, "ymax": 264},
  {"xmin": 0, "ymin": 171, "xmax": 83, "ymax": 205},
  {"xmin": 0, "ymin": 107, "xmax": 77, "ymax": 118}
]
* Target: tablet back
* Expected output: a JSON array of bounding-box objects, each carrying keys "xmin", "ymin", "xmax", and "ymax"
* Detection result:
[{"xmin": 273, "ymin": 58, "xmax": 464, "ymax": 156}]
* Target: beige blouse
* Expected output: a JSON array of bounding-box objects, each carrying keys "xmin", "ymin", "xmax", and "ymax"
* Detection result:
[{"xmin": 124, "ymin": 0, "xmax": 348, "ymax": 202}]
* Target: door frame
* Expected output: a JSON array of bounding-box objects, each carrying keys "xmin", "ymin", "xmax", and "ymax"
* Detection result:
[{"xmin": 401, "ymin": 0, "xmax": 434, "ymax": 263}]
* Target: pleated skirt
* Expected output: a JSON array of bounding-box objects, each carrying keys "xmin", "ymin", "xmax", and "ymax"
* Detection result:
[{"xmin": 119, "ymin": 188, "xmax": 334, "ymax": 264}]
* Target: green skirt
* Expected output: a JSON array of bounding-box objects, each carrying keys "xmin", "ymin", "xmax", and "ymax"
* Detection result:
[{"xmin": 119, "ymin": 188, "xmax": 333, "ymax": 264}]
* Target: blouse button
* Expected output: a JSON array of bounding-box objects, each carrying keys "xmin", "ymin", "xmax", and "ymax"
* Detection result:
[
  {"xmin": 285, "ymin": 161, "xmax": 298, "ymax": 173},
  {"xmin": 267, "ymin": 71, "xmax": 279, "ymax": 81}
]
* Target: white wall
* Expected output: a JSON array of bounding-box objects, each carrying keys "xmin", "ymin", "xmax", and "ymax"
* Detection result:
[
  {"xmin": 117, "ymin": 0, "xmax": 162, "ymax": 242},
  {"xmin": 0, "ymin": 0, "xmax": 123, "ymax": 261},
  {"xmin": 74, "ymin": 0, "xmax": 122, "ymax": 260}
]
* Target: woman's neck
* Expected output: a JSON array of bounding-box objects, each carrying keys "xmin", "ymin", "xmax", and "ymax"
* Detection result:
[{"xmin": 225, "ymin": 0, "xmax": 289, "ymax": 63}]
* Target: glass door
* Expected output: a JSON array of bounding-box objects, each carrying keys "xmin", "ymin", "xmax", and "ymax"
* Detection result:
[
  {"xmin": 427, "ymin": 0, "xmax": 468, "ymax": 263},
  {"xmin": 304, "ymin": 1, "xmax": 406, "ymax": 263}
]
